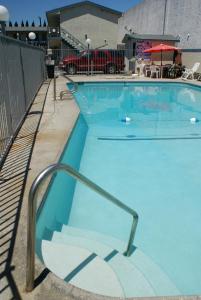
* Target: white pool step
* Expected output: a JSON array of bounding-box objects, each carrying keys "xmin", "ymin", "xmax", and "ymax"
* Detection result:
[
  {"xmin": 41, "ymin": 225, "xmax": 180, "ymax": 297},
  {"xmin": 42, "ymin": 240, "xmax": 124, "ymax": 297},
  {"xmin": 52, "ymin": 232, "xmax": 155, "ymax": 297},
  {"xmin": 60, "ymin": 225, "xmax": 180, "ymax": 296},
  {"xmin": 62, "ymin": 225, "xmax": 127, "ymax": 253}
]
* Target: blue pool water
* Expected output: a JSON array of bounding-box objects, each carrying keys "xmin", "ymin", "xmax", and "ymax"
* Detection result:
[{"xmin": 37, "ymin": 82, "xmax": 201, "ymax": 295}]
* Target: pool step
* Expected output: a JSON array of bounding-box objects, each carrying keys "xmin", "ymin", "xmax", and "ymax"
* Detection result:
[
  {"xmin": 41, "ymin": 224, "xmax": 180, "ymax": 296},
  {"xmin": 42, "ymin": 240, "xmax": 124, "ymax": 297},
  {"xmin": 52, "ymin": 232, "xmax": 155, "ymax": 297},
  {"xmin": 60, "ymin": 225, "xmax": 180, "ymax": 296},
  {"xmin": 62, "ymin": 225, "xmax": 126, "ymax": 253}
]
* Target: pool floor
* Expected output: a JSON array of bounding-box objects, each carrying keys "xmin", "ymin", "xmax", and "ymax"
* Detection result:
[
  {"xmin": 40, "ymin": 82, "xmax": 201, "ymax": 296},
  {"xmin": 69, "ymin": 129, "xmax": 201, "ymax": 294}
]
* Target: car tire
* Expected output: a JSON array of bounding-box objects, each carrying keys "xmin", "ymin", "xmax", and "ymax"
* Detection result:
[
  {"xmin": 66, "ymin": 65, "xmax": 77, "ymax": 75},
  {"xmin": 107, "ymin": 64, "xmax": 116, "ymax": 74}
]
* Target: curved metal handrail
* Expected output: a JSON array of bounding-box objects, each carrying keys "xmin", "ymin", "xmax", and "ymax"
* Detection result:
[
  {"xmin": 26, "ymin": 163, "xmax": 138, "ymax": 292},
  {"xmin": 64, "ymin": 74, "xmax": 78, "ymax": 94}
]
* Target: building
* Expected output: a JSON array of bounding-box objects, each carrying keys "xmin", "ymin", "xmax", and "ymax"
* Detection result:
[
  {"xmin": 4, "ymin": 0, "xmax": 201, "ymax": 71},
  {"xmin": 122, "ymin": 33, "xmax": 180, "ymax": 71},
  {"xmin": 46, "ymin": 1, "xmax": 122, "ymax": 51},
  {"xmin": 118, "ymin": 0, "xmax": 201, "ymax": 71},
  {"xmin": 5, "ymin": 25, "xmax": 47, "ymax": 47}
]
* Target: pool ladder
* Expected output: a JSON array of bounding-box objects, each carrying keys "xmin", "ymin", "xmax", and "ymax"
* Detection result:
[
  {"xmin": 26, "ymin": 163, "xmax": 138, "ymax": 292},
  {"xmin": 59, "ymin": 75, "xmax": 78, "ymax": 100}
]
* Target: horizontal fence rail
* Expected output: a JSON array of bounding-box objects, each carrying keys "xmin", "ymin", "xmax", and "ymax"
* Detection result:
[
  {"xmin": 51, "ymin": 48, "xmax": 126, "ymax": 75},
  {"xmin": 0, "ymin": 35, "xmax": 46, "ymax": 166}
]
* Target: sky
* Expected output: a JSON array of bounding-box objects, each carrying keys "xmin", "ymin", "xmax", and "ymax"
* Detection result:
[{"xmin": 1, "ymin": 0, "xmax": 142, "ymax": 24}]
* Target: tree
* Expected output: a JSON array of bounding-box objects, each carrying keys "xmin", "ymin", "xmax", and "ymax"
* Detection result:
[
  {"xmin": 31, "ymin": 21, "xmax": 35, "ymax": 27},
  {"xmin": 25, "ymin": 20, "xmax": 29, "ymax": 27},
  {"xmin": 9, "ymin": 21, "xmax": 12, "ymax": 27},
  {"xmin": 21, "ymin": 20, "xmax": 24, "ymax": 27},
  {"xmin": 14, "ymin": 21, "xmax": 18, "ymax": 27},
  {"xmin": 43, "ymin": 20, "xmax": 47, "ymax": 27},
  {"xmin": 38, "ymin": 16, "xmax": 42, "ymax": 27}
]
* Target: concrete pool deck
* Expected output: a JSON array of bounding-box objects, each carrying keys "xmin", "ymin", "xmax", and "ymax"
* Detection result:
[{"xmin": 2, "ymin": 74, "xmax": 201, "ymax": 300}]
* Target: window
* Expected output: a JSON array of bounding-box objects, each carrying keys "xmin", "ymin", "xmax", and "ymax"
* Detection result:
[
  {"xmin": 133, "ymin": 42, "xmax": 136, "ymax": 57},
  {"xmin": 81, "ymin": 51, "xmax": 92, "ymax": 59},
  {"xmin": 97, "ymin": 51, "xmax": 107, "ymax": 58}
]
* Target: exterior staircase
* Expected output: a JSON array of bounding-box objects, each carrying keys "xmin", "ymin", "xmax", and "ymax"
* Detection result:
[
  {"xmin": 60, "ymin": 27, "xmax": 86, "ymax": 51},
  {"xmin": 39, "ymin": 223, "xmax": 180, "ymax": 298}
]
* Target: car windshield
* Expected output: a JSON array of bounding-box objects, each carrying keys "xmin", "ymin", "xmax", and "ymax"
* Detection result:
[
  {"xmin": 79, "ymin": 51, "xmax": 89, "ymax": 57},
  {"xmin": 78, "ymin": 51, "xmax": 93, "ymax": 59}
]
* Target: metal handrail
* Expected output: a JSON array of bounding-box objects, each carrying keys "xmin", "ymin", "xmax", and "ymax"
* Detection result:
[
  {"xmin": 64, "ymin": 74, "xmax": 78, "ymax": 93},
  {"xmin": 60, "ymin": 27, "xmax": 85, "ymax": 50},
  {"xmin": 26, "ymin": 163, "xmax": 138, "ymax": 292},
  {"xmin": 69, "ymin": 81, "xmax": 78, "ymax": 93}
]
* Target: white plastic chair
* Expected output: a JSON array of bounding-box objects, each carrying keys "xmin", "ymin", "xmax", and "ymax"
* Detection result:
[
  {"xmin": 145, "ymin": 66, "xmax": 151, "ymax": 77},
  {"xmin": 150, "ymin": 65, "xmax": 160, "ymax": 78},
  {"xmin": 182, "ymin": 62, "xmax": 200, "ymax": 80}
]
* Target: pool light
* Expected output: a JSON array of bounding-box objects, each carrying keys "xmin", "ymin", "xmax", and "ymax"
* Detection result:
[
  {"xmin": 122, "ymin": 116, "xmax": 132, "ymax": 123},
  {"xmin": 190, "ymin": 117, "xmax": 198, "ymax": 123},
  {"xmin": 28, "ymin": 32, "xmax": 36, "ymax": 40}
]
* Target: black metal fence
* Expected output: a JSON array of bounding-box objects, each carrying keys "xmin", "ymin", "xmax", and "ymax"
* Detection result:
[
  {"xmin": 51, "ymin": 48, "xmax": 185, "ymax": 77},
  {"xmin": 0, "ymin": 35, "xmax": 46, "ymax": 164}
]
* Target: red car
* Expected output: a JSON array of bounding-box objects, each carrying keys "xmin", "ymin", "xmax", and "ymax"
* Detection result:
[{"xmin": 61, "ymin": 50, "xmax": 125, "ymax": 75}]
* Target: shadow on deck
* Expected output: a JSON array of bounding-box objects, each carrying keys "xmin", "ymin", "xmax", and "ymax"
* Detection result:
[{"xmin": 0, "ymin": 81, "xmax": 50, "ymax": 299}]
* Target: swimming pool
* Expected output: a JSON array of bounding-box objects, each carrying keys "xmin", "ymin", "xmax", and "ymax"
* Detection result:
[{"xmin": 37, "ymin": 82, "xmax": 201, "ymax": 297}]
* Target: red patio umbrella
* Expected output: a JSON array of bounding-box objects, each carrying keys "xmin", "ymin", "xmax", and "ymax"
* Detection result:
[{"xmin": 144, "ymin": 43, "xmax": 181, "ymax": 66}]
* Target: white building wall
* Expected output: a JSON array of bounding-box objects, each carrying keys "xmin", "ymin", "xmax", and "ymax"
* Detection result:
[
  {"xmin": 60, "ymin": 4, "xmax": 120, "ymax": 49},
  {"xmin": 118, "ymin": 0, "xmax": 201, "ymax": 50},
  {"xmin": 165, "ymin": 0, "xmax": 201, "ymax": 49},
  {"xmin": 118, "ymin": 0, "xmax": 165, "ymax": 44}
]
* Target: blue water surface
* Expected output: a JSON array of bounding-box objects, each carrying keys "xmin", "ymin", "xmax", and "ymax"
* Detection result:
[
  {"xmin": 69, "ymin": 82, "xmax": 201, "ymax": 295},
  {"xmin": 37, "ymin": 82, "xmax": 201, "ymax": 295}
]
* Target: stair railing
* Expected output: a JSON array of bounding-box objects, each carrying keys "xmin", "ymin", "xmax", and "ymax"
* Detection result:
[
  {"xmin": 63, "ymin": 74, "xmax": 78, "ymax": 93},
  {"xmin": 26, "ymin": 163, "xmax": 138, "ymax": 292},
  {"xmin": 60, "ymin": 27, "xmax": 86, "ymax": 50}
]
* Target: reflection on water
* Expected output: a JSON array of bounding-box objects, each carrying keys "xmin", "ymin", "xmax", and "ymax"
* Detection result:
[{"xmin": 74, "ymin": 83, "xmax": 201, "ymax": 138}]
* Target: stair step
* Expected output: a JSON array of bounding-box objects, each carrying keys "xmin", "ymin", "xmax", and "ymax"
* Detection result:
[
  {"xmin": 42, "ymin": 240, "xmax": 124, "ymax": 297},
  {"xmin": 61, "ymin": 225, "xmax": 126, "ymax": 253},
  {"xmin": 52, "ymin": 232, "xmax": 155, "ymax": 297},
  {"xmin": 60, "ymin": 225, "xmax": 180, "ymax": 296},
  {"xmin": 61, "ymin": 27, "xmax": 85, "ymax": 51},
  {"xmin": 129, "ymin": 250, "xmax": 179, "ymax": 296},
  {"xmin": 53, "ymin": 231, "xmax": 114, "ymax": 258}
]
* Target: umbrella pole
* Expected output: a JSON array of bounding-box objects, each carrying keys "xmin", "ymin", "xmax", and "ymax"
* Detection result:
[{"xmin": 161, "ymin": 50, "xmax": 163, "ymax": 78}]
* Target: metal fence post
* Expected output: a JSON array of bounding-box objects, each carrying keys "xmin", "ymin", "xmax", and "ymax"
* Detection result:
[
  {"xmin": 53, "ymin": 73, "xmax": 56, "ymax": 101},
  {"xmin": 91, "ymin": 60, "xmax": 94, "ymax": 76},
  {"xmin": 19, "ymin": 47, "xmax": 28, "ymax": 111},
  {"xmin": 1, "ymin": 37, "xmax": 13, "ymax": 135}
]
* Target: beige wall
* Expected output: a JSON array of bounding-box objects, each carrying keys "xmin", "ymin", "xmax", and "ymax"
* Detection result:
[
  {"xmin": 60, "ymin": 5, "xmax": 119, "ymax": 49},
  {"xmin": 118, "ymin": 0, "xmax": 165, "ymax": 44},
  {"xmin": 182, "ymin": 52, "xmax": 201, "ymax": 72},
  {"xmin": 118, "ymin": 0, "xmax": 201, "ymax": 50}
]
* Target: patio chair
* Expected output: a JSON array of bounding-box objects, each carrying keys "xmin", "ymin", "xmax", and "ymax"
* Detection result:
[
  {"xmin": 168, "ymin": 64, "xmax": 183, "ymax": 79},
  {"xmin": 181, "ymin": 62, "xmax": 200, "ymax": 80},
  {"xmin": 197, "ymin": 73, "xmax": 201, "ymax": 81},
  {"xmin": 150, "ymin": 65, "xmax": 160, "ymax": 78},
  {"xmin": 145, "ymin": 65, "xmax": 151, "ymax": 77}
]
